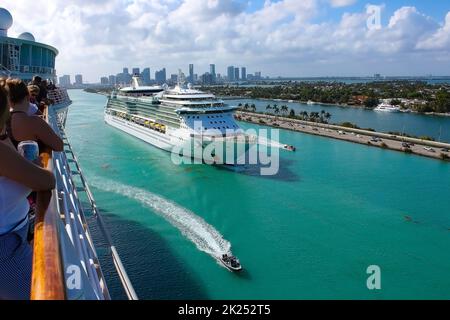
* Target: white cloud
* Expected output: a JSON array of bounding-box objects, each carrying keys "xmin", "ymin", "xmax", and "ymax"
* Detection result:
[
  {"xmin": 329, "ymin": 0, "xmax": 357, "ymax": 8},
  {"xmin": 1, "ymin": 1, "xmax": 449, "ymax": 81},
  {"xmin": 416, "ymin": 12, "xmax": 450, "ymax": 51}
]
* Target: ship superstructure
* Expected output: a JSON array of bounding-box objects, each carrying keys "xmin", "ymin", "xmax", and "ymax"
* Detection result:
[{"xmin": 105, "ymin": 72, "xmax": 251, "ymax": 164}]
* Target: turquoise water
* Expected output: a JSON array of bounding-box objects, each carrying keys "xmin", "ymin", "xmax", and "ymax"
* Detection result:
[
  {"xmin": 229, "ymin": 99, "xmax": 450, "ymax": 143},
  {"xmin": 65, "ymin": 90, "xmax": 450, "ymax": 299}
]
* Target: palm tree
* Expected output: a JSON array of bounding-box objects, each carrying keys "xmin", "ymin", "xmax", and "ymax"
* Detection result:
[
  {"xmin": 273, "ymin": 106, "xmax": 280, "ymax": 115},
  {"xmin": 281, "ymin": 105, "xmax": 288, "ymax": 115},
  {"xmin": 300, "ymin": 111, "xmax": 308, "ymax": 120},
  {"xmin": 244, "ymin": 103, "xmax": 249, "ymax": 110},
  {"xmin": 251, "ymin": 104, "xmax": 256, "ymax": 112},
  {"xmin": 324, "ymin": 112, "xmax": 332, "ymax": 123},
  {"xmin": 266, "ymin": 104, "xmax": 272, "ymax": 111}
]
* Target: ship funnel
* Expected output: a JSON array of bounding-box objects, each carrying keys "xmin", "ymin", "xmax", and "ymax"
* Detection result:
[{"xmin": 131, "ymin": 75, "xmax": 143, "ymax": 89}]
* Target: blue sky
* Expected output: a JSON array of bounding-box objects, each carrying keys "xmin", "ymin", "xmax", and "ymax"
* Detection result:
[
  {"xmin": 246, "ymin": 0, "xmax": 449, "ymax": 21},
  {"xmin": 4, "ymin": 0, "xmax": 450, "ymax": 82}
]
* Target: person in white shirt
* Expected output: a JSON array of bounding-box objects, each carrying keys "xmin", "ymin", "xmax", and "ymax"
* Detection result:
[
  {"xmin": 0, "ymin": 80, "xmax": 55, "ymax": 300},
  {"xmin": 27, "ymin": 85, "xmax": 42, "ymax": 116}
]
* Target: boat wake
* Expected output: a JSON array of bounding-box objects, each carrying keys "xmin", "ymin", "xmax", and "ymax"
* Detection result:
[{"xmin": 90, "ymin": 177, "xmax": 231, "ymax": 259}]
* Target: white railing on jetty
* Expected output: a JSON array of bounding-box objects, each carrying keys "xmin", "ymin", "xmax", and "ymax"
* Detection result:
[{"xmin": 31, "ymin": 101, "xmax": 138, "ymax": 300}]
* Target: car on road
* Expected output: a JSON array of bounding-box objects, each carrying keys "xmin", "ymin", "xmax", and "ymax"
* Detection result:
[
  {"xmin": 423, "ymin": 147, "xmax": 435, "ymax": 152},
  {"xmin": 441, "ymin": 148, "xmax": 450, "ymax": 152}
]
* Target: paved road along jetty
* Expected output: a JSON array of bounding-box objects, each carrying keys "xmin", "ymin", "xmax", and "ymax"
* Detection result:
[{"xmin": 235, "ymin": 111, "xmax": 450, "ymax": 162}]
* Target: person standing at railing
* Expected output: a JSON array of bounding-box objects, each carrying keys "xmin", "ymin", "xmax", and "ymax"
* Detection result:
[
  {"xmin": 27, "ymin": 85, "xmax": 43, "ymax": 116},
  {"xmin": 0, "ymin": 85, "xmax": 56, "ymax": 300},
  {"xmin": 29, "ymin": 76, "xmax": 47, "ymax": 104},
  {"xmin": 4, "ymin": 78, "xmax": 63, "ymax": 152}
]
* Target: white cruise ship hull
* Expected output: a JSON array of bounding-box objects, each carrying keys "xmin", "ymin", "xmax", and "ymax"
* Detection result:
[{"xmin": 105, "ymin": 113, "xmax": 250, "ymax": 165}]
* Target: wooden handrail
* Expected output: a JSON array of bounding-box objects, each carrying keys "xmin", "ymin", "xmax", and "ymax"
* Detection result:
[{"xmin": 30, "ymin": 106, "xmax": 66, "ymax": 300}]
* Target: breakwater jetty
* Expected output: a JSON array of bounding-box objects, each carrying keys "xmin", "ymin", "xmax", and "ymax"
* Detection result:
[{"xmin": 236, "ymin": 111, "xmax": 450, "ymax": 162}]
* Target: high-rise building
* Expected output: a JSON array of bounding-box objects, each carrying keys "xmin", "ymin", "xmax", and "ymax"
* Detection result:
[
  {"xmin": 189, "ymin": 64, "xmax": 194, "ymax": 83},
  {"xmin": 255, "ymin": 71, "xmax": 262, "ymax": 80},
  {"xmin": 141, "ymin": 68, "xmax": 151, "ymax": 85},
  {"xmin": 201, "ymin": 72, "xmax": 213, "ymax": 85},
  {"xmin": 241, "ymin": 67, "xmax": 246, "ymax": 81},
  {"xmin": 210, "ymin": 64, "xmax": 216, "ymax": 83},
  {"xmin": 109, "ymin": 75, "xmax": 116, "ymax": 86},
  {"xmin": 170, "ymin": 74, "xmax": 178, "ymax": 83},
  {"xmin": 155, "ymin": 68, "xmax": 166, "ymax": 84},
  {"xmin": 227, "ymin": 66, "xmax": 235, "ymax": 81},
  {"xmin": 234, "ymin": 67, "xmax": 240, "ymax": 81},
  {"xmin": 123, "ymin": 68, "xmax": 129, "ymax": 75},
  {"xmin": 100, "ymin": 77, "xmax": 109, "ymax": 85},
  {"xmin": 59, "ymin": 75, "xmax": 71, "ymax": 87},
  {"xmin": 132, "ymin": 67, "xmax": 140, "ymax": 76},
  {"xmin": 74, "ymin": 74, "xmax": 83, "ymax": 85}
]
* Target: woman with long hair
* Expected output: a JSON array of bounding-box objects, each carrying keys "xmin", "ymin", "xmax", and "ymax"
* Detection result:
[{"xmin": 0, "ymin": 84, "xmax": 56, "ymax": 300}]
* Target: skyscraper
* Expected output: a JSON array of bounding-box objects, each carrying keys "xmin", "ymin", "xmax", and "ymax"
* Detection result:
[
  {"xmin": 132, "ymin": 67, "xmax": 140, "ymax": 76},
  {"xmin": 189, "ymin": 64, "xmax": 194, "ymax": 83},
  {"xmin": 74, "ymin": 74, "xmax": 83, "ymax": 85},
  {"xmin": 109, "ymin": 75, "xmax": 116, "ymax": 86},
  {"xmin": 141, "ymin": 68, "xmax": 151, "ymax": 85},
  {"xmin": 227, "ymin": 66, "xmax": 235, "ymax": 81},
  {"xmin": 59, "ymin": 75, "xmax": 71, "ymax": 87},
  {"xmin": 123, "ymin": 68, "xmax": 129, "ymax": 75},
  {"xmin": 210, "ymin": 64, "xmax": 216, "ymax": 83},
  {"xmin": 234, "ymin": 67, "xmax": 240, "ymax": 81},
  {"xmin": 100, "ymin": 77, "xmax": 109, "ymax": 85},
  {"xmin": 155, "ymin": 68, "xmax": 166, "ymax": 84},
  {"xmin": 241, "ymin": 67, "xmax": 247, "ymax": 81}
]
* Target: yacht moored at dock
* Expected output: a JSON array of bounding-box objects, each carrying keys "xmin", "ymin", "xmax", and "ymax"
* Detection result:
[{"xmin": 374, "ymin": 102, "xmax": 401, "ymax": 113}]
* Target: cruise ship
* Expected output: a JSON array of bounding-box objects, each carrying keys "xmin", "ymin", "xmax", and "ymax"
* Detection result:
[{"xmin": 105, "ymin": 73, "xmax": 252, "ymax": 164}]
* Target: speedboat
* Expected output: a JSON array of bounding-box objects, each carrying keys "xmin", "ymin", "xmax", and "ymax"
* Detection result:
[{"xmin": 219, "ymin": 254, "xmax": 242, "ymax": 272}]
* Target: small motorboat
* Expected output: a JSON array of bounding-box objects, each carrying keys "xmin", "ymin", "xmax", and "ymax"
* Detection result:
[
  {"xmin": 220, "ymin": 254, "xmax": 242, "ymax": 272},
  {"xmin": 284, "ymin": 145, "xmax": 296, "ymax": 152}
]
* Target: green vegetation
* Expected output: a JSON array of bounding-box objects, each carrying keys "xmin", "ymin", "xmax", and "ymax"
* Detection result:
[
  {"xmin": 341, "ymin": 122, "xmax": 360, "ymax": 129},
  {"xmin": 241, "ymin": 104, "xmax": 332, "ymax": 124},
  {"xmin": 203, "ymin": 81, "xmax": 450, "ymax": 114}
]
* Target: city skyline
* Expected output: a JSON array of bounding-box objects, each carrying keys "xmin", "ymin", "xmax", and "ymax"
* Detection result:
[
  {"xmin": 65, "ymin": 63, "xmax": 261, "ymax": 85},
  {"xmin": 4, "ymin": 1, "xmax": 449, "ymax": 82}
]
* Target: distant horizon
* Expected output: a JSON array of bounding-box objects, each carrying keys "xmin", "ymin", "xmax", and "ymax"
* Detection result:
[{"xmin": 68, "ymin": 74, "xmax": 450, "ymax": 85}]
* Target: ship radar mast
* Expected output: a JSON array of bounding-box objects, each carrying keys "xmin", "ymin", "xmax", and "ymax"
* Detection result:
[{"xmin": 177, "ymin": 69, "xmax": 186, "ymax": 88}]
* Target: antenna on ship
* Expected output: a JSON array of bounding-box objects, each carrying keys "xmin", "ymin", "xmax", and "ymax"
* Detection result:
[{"xmin": 177, "ymin": 69, "xmax": 186, "ymax": 88}]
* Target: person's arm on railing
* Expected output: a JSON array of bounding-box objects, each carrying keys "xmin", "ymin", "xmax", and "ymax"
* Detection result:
[
  {"xmin": 11, "ymin": 115, "xmax": 64, "ymax": 152},
  {"xmin": 0, "ymin": 143, "xmax": 55, "ymax": 190}
]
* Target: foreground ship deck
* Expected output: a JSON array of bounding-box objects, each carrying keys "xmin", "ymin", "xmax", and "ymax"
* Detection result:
[{"xmin": 31, "ymin": 89, "xmax": 137, "ymax": 300}]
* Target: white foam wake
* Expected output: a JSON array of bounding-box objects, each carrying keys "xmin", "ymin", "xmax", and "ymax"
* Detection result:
[{"xmin": 91, "ymin": 177, "xmax": 231, "ymax": 258}]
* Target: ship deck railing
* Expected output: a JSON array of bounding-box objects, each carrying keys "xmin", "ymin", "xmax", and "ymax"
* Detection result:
[{"xmin": 31, "ymin": 96, "xmax": 138, "ymax": 300}]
